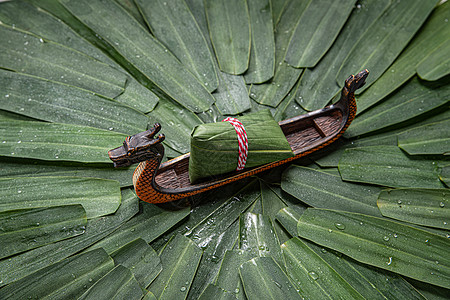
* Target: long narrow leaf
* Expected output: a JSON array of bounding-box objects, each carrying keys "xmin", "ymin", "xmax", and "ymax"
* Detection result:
[
  {"xmin": 0, "ymin": 1, "xmax": 158, "ymax": 113},
  {"xmin": 114, "ymin": 78, "xmax": 159, "ymax": 113},
  {"xmin": 198, "ymin": 284, "xmax": 238, "ymax": 300},
  {"xmin": 272, "ymin": 79, "xmax": 306, "ymax": 121},
  {"xmin": 185, "ymin": 181, "xmax": 259, "ymax": 249},
  {"xmin": 185, "ymin": 182, "xmax": 259, "ymax": 299},
  {"xmin": 0, "ymin": 24, "xmax": 126, "ymax": 99},
  {"xmin": 302, "ymin": 238, "xmax": 426, "ymax": 299},
  {"xmin": 244, "ymin": 0, "xmax": 275, "ymax": 83},
  {"xmin": 150, "ymin": 180, "xmax": 258, "ymax": 251},
  {"xmin": 345, "ymin": 76, "xmax": 450, "ymax": 138},
  {"xmin": 115, "ymin": 0, "xmax": 147, "ymax": 26},
  {"xmin": 409, "ymin": 279, "xmax": 450, "ymax": 300},
  {"xmin": 0, "ymin": 157, "xmax": 134, "ymax": 187},
  {"xmin": 0, "ymin": 248, "xmax": 114, "ymax": 299},
  {"xmin": 282, "ymin": 237, "xmax": 364, "ymax": 299},
  {"xmin": 148, "ymin": 234, "xmax": 203, "ymax": 300},
  {"xmin": 213, "ymin": 73, "xmax": 251, "ymax": 115},
  {"xmin": 111, "ymin": 238, "xmax": 162, "ymax": 289},
  {"xmin": 205, "ymin": 0, "xmax": 250, "ymax": 75},
  {"xmin": 147, "ymin": 98, "xmax": 203, "ymax": 154},
  {"xmin": 271, "ymin": 0, "xmax": 288, "ymax": 27},
  {"xmin": 297, "ymin": 208, "xmax": 450, "ymax": 289},
  {"xmin": 0, "ymin": 189, "xmax": 138, "ymax": 287},
  {"xmin": 239, "ymin": 256, "xmax": 302, "ymax": 300},
  {"xmin": 61, "ymin": 0, "xmax": 215, "ymax": 113},
  {"xmin": 440, "ymin": 166, "xmax": 450, "ymax": 186},
  {"xmin": 0, "ymin": 70, "xmax": 148, "ymax": 135},
  {"xmin": 285, "ymin": 0, "xmax": 355, "ymax": 68},
  {"xmin": 260, "ymin": 183, "xmax": 291, "ymax": 243},
  {"xmin": 215, "ymin": 249, "xmax": 253, "ymax": 300},
  {"xmin": 0, "ymin": 0, "xmax": 116, "ymax": 66},
  {"xmin": 275, "ymin": 207, "xmax": 304, "ymax": 237},
  {"xmin": 239, "ymin": 213, "xmax": 283, "ymax": 268},
  {"xmin": 336, "ymin": 0, "xmax": 438, "ymax": 91},
  {"xmin": 79, "ymin": 265, "xmax": 143, "ymax": 300},
  {"xmin": 417, "ymin": 38, "xmax": 450, "ymax": 81},
  {"xmin": 296, "ymin": 0, "xmax": 390, "ymax": 111},
  {"xmin": 356, "ymin": 2, "xmax": 450, "ymax": 113},
  {"xmin": 0, "ymin": 176, "xmax": 121, "ymax": 218},
  {"xmin": 0, "ymin": 121, "xmax": 128, "ymax": 163},
  {"xmin": 0, "ymin": 204, "xmax": 86, "ymax": 259},
  {"xmin": 338, "ymin": 146, "xmax": 443, "ymax": 188},
  {"xmin": 378, "ymin": 188, "xmax": 449, "ymax": 230},
  {"xmin": 188, "ymin": 223, "xmax": 239, "ymax": 299},
  {"xmin": 249, "ymin": 0, "xmax": 307, "ymax": 107},
  {"xmin": 398, "ymin": 119, "xmax": 450, "ymax": 155},
  {"xmin": 85, "ymin": 204, "xmax": 190, "ymax": 254},
  {"xmin": 136, "ymin": 0, "xmax": 218, "ymax": 92},
  {"xmin": 282, "ymin": 166, "xmax": 382, "ymax": 216}
]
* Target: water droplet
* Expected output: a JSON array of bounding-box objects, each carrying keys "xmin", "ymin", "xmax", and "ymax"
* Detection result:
[
  {"xmin": 234, "ymin": 288, "xmax": 240, "ymax": 294},
  {"xmin": 17, "ymin": 140, "xmax": 21, "ymax": 144},
  {"xmin": 108, "ymin": 127, "xmax": 114, "ymax": 131},
  {"xmin": 328, "ymin": 229, "xmax": 333, "ymax": 233},
  {"xmin": 39, "ymin": 38, "xmax": 44, "ymax": 43},
  {"xmin": 386, "ymin": 257, "xmax": 392, "ymax": 265},
  {"xmin": 259, "ymin": 245, "xmax": 265, "ymax": 250},
  {"xmin": 180, "ymin": 286, "xmax": 186, "ymax": 292},
  {"xmin": 5, "ymin": 94, "xmax": 9, "ymax": 98},
  {"xmin": 18, "ymin": 190, "xmax": 22, "ymax": 194},
  {"xmin": 383, "ymin": 236, "xmax": 390, "ymax": 242},
  {"xmin": 308, "ymin": 271, "xmax": 319, "ymax": 280},
  {"xmin": 2, "ymin": 141, "xmax": 5, "ymax": 143},
  {"xmin": 320, "ymin": 248, "xmax": 327, "ymax": 253},
  {"xmin": 439, "ymin": 202, "xmax": 445, "ymax": 208},
  {"xmin": 393, "ymin": 233, "xmax": 398, "ymax": 238},
  {"xmin": 425, "ymin": 239, "xmax": 430, "ymax": 245},
  {"xmin": 273, "ymin": 281, "xmax": 282, "ymax": 288},
  {"xmin": 334, "ymin": 223, "xmax": 345, "ymax": 230},
  {"xmin": 397, "ymin": 200, "xmax": 402, "ymax": 205}
]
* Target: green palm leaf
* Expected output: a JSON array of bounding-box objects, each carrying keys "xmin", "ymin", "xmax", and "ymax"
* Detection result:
[
  {"xmin": 1, "ymin": 0, "xmax": 449, "ymax": 298},
  {"xmin": 377, "ymin": 188, "xmax": 449, "ymax": 230},
  {"xmin": 297, "ymin": 208, "xmax": 450, "ymax": 289}
]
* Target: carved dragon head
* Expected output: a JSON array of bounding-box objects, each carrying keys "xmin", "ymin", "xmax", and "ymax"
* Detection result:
[
  {"xmin": 109, "ymin": 123, "xmax": 165, "ymax": 167},
  {"xmin": 343, "ymin": 69, "xmax": 369, "ymax": 96}
]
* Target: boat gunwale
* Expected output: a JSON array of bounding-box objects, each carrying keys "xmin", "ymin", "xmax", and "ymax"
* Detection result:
[{"xmin": 154, "ymin": 103, "xmax": 346, "ymax": 193}]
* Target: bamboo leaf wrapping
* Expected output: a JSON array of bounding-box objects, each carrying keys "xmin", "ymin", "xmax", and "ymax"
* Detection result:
[{"xmin": 189, "ymin": 110, "xmax": 293, "ymax": 183}]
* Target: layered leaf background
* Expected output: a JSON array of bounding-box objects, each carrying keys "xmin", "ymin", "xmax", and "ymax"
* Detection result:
[{"xmin": 0, "ymin": 0, "xmax": 449, "ymax": 299}]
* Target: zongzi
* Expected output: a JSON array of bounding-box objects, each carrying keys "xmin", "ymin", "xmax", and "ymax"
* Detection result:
[{"xmin": 189, "ymin": 110, "xmax": 294, "ymax": 183}]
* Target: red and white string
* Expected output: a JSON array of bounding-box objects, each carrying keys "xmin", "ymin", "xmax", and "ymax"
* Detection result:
[{"xmin": 222, "ymin": 117, "xmax": 248, "ymax": 171}]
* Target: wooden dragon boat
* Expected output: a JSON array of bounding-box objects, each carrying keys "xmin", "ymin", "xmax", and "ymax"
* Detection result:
[{"xmin": 109, "ymin": 70, "xmax": 369, "ymax": 203}]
